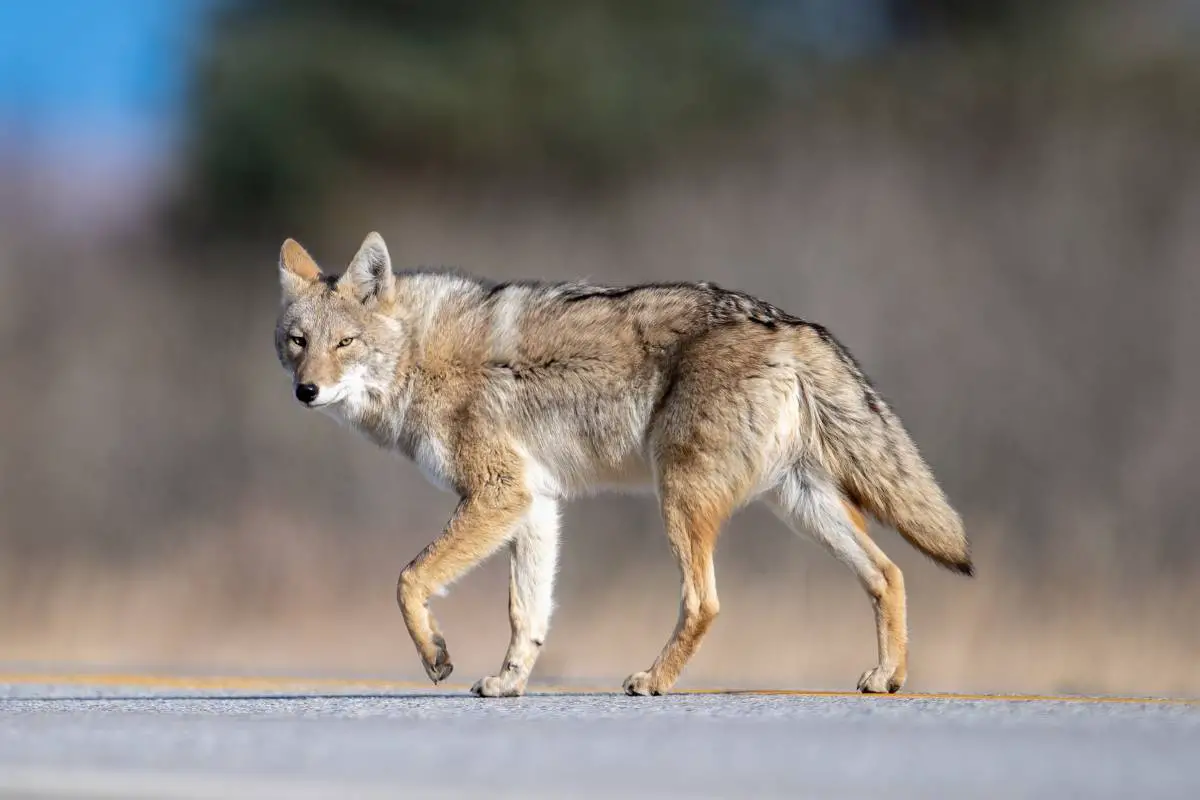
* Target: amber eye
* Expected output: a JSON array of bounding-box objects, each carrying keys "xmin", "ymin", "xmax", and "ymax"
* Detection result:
[
  {"xmin": 289, "ymin": 335, "xmax": 306, "ymax": 348},
  {"xmin": 337, "ymin": 337, "xmax": 355, "ymax": 348}
]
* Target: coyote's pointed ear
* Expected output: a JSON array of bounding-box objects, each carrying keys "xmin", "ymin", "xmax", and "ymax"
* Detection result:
[
  {"xmin": 339, "ymin": 231, "xmax": 395, "ymax": 305},
  {"xmin": 279, "ymin": 238, "xmax": 322, "ymax": 303}
]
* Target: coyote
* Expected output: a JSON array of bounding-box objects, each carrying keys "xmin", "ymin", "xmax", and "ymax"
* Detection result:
[{"xmin": 274, "ymin": 232, "xmax": 972, "ymax": 697}]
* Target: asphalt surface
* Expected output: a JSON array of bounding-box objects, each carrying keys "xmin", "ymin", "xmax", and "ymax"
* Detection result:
[{"xmin": 1, "ymin": 676, "xmax": 1198, "ymax": 799}]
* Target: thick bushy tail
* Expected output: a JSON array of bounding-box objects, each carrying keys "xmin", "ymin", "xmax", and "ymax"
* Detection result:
[
  {"xmin": 796, "ymin": 325, "xmax": 973, "ymax": 576},
  {"xmin": 836, "ymin": 428, "xmax": 974, "ymax": 576}
]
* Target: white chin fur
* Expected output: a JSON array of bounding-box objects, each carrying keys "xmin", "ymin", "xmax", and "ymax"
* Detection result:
[
  {"xmin": 309, "ymin": 366, "xmax": 372, "ymax": 411},
  {"xmin": 307, "ymin": 388, "xmax": 348, "ymax": 409}
]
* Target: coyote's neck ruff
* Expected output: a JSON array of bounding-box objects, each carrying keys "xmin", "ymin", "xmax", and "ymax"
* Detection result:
[{"xmin": 275, "ymin": 232, "xmax": 971, "ymax": 698}]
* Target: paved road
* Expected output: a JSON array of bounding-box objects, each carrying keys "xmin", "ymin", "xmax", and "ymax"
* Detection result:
[{"xmin": 1, "ymin": 676, "xmax": 1198, "ymax": 799}]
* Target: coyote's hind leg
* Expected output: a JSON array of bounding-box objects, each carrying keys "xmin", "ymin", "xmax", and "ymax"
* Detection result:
[
  {"xmin": 770, "ymin": 471, "xmax": 908, "ymax": 693},
  {"xmin": 623, "ymin": 481, "xmax": 729, "ymax": 697}
]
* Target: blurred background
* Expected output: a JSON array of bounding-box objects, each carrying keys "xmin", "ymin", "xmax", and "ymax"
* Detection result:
[{"xmin": 1, "ymin": 0, "xmax": 1197, "ymax": 697}]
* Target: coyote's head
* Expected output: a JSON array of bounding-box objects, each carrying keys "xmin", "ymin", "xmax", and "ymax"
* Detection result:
[{"xmin": 274, "ymin": 232, "xmax": 406, "ymax": 416}]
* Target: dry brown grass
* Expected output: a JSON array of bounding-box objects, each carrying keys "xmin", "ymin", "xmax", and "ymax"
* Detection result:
[{"xmin": 1, "ymin": 508, "xmax": 1196, "ymax": 697}]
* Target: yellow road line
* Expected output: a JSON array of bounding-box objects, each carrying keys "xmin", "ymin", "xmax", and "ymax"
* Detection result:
[
  {"xmin": 0, "ymin": 672, "xmax": 432, "ymax": 692},
  {"xmin": 0, "ymin": 672, "xmax": 1195, "ymax": 705}
]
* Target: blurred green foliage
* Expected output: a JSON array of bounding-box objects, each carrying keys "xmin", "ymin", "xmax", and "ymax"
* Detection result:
[
  {"xmin": 891, "ymin": 0, "xmax": 1060, "ymax": 39},
  {"xmin": 171, "ymin": 0, "xmax": 1078, "ymax": 239},
  {"xmin": 174, "ymin": 0, "xmax": 776, "ymax": 238}
]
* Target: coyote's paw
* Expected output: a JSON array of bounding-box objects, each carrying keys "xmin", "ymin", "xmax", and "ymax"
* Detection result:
[
  {"xmin": 470, "ymin": 675, "xmax": 525, "ymax": 698},
  {"xmin": 857, "ymin": 665, "xmax": 903, "ymax": 694},
  {"xmin": 622, "ymin": 671, "xmax": 666, "ymax": 697},
  {"xmin": 422, "ymin": 635, "xmax": 454, "ymax": 684}
]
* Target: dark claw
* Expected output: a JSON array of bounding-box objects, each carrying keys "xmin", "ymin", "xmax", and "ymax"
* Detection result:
[
  {"xmin": 431, "ymin": 661, "xmax": 453, "ymax": 683},
  {"xmin": 426, "ymin": 635, "xmax": 453, "ymax": 683}
]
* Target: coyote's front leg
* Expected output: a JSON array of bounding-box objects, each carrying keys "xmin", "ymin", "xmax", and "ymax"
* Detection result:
[
  {"xmin": 396, "ymin": 490, "xmax": 529, "ymax": 684},
  {"xmin": 472, "ymin": 495, "xmax": 560, "ymax": 697}
]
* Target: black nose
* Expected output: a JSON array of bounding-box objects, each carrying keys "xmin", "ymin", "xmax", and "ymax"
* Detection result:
[{"xmin": 295, "ymin": 383, "xmax": 319, "ymax": 404}]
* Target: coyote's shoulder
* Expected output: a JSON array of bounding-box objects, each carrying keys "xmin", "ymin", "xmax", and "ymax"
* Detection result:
[{"xmin": 274, "ymin": 232, "xmax": 971, "ymax": 698}]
